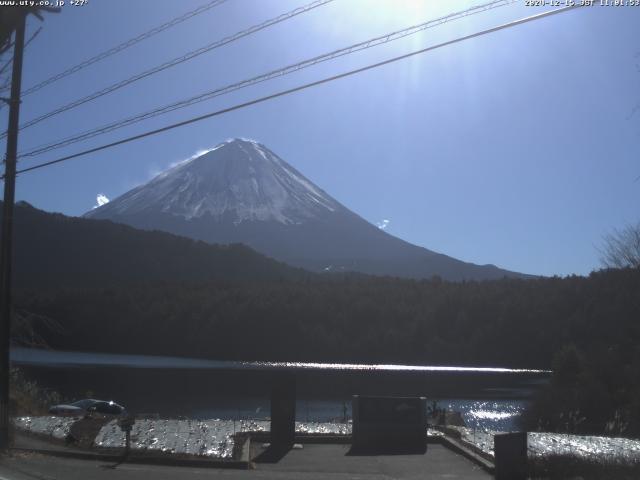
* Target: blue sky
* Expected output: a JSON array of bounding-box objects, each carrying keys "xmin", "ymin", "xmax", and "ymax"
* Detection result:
[{"xmin": 1, "ymin": 0, "xmax": 638, "ymax": 277}]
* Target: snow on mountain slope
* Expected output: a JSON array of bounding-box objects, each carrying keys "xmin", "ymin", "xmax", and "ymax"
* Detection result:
[{"xmin": 89, "ymin": 139, "xmax": 340, "ymax": 225}]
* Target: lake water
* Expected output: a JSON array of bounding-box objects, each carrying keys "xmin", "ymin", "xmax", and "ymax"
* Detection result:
[{"xmin": 11, "ymin": 347, "xmax": 549, "ymax": 431}]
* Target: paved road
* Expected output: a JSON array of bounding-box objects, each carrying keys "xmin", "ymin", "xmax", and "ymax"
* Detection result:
[
  {"xmin": 255, "ymin": 444, "xmax": 492, "ymax": 479},
  {"xmin": 0, "ymin": 445, "xmax": 491, "ymax": 480}
]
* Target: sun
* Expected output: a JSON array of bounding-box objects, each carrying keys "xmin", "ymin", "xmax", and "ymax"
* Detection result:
[
  {"xmin": 364, "ymin": 0, "xmax": 435, "ymax": 25},
  {"xmin": 328, "ymin": 1, "xmax": 473, "ymax": 36}
]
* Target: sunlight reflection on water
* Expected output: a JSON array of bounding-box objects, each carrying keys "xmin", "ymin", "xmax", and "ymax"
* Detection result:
[
  {"xmin": 442, "ymin": 400, "xmax": 526, "ymax": 430},
  {"xmin": 11, "ymin": 347, "xmax": 549, "ymax": 373}
]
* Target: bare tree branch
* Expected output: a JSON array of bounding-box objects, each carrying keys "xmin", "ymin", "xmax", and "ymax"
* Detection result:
[{"xmin": 600, "ymin": 222, "xmax": 640, "ymax": 269}]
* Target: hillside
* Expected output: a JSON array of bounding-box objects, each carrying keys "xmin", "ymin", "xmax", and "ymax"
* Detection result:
[{"xmin": 3, "ymin": 201, "xmax": 305, "ymax": 289}]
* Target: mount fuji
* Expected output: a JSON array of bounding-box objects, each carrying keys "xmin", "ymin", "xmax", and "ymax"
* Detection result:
[{"xmin": 85, "ymin": 138, "xmax": 526, "ymax": 280}]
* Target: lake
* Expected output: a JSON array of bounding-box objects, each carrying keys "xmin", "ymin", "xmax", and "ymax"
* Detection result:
[{"xmin": 11, "ymin": 347, "xmax": 549, "ymax": 431}]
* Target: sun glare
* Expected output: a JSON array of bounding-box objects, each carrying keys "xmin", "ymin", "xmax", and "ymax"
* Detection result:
[
  {"xmin": 361, "ymin": 0, "xmax": 435, "ymax": 26},
  {"xmin": 323, "ymin": 1, "xmax": 480, "ymax": 42}
]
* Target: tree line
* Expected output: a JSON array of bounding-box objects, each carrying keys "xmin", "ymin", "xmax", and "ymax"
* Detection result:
[{"xmin": 13, "ymin": 266, "xmax": 640, "ymax": 435}]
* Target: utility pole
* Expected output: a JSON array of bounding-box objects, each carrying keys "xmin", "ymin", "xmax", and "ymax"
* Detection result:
[{"xmin": 0, "ymin": 9, "xmax": 26, "ymax": 450}]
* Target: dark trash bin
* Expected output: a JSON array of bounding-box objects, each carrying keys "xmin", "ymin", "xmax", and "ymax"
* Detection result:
[
  {"xmin": 494, "ymin": 431, "xmax": 528, "ymax": 480},
  {"xmin": 352, "ymin": 395, "xmax": 427, "ymax": 453}
]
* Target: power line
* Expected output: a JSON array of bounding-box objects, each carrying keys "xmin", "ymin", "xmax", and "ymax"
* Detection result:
[
  {"xmin": 9, "ymin": 4, "xmax": 581, "ymax": 178},
  {"xmin": 0, "ymin": 27, "xmax": 40, "ymax": 80},
  {"xmin": 3, "ymin": 0, "xmax": 334, "ymax": 139},
  {"xmin": 0, "ymin": 0, "xmax": 229, "ymax": 97},
  {"xmin": 0, "ymin": 26, "xmax": 42, "ymax": 111},
  {"xmin": 18, "ymin": 0, "xmax": 514, "ymax": 159}
]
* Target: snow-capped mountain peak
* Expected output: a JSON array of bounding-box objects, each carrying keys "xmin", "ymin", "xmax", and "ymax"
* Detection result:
[{"xmin": 89, "ymin": 138, "xmax": 340, "ymax": 225}]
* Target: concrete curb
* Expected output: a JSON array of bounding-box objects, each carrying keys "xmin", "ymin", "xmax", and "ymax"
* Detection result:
[
  {"xmin": 12, "ymin": 427, "xmax": 252, "ymax": 469},
  {"xmin": 250, "ymin": 433, "xmax": 444, "ymax": 445},
  {"xmin": 10, "ymin": 446, "xmax": 251, "ymax": 469},
  {"xmin": 249, "ymin": 432, "xmax": 352, "ymax": 444},
  {"xmin": 432, "ymin": 435, "xmax": 495, "ymax": 474}
]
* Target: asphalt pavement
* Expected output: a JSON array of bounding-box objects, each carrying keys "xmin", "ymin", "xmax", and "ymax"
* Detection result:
[{"xmin": 0, "ymin": 444, "xmax": 491, "ymax": 480}]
